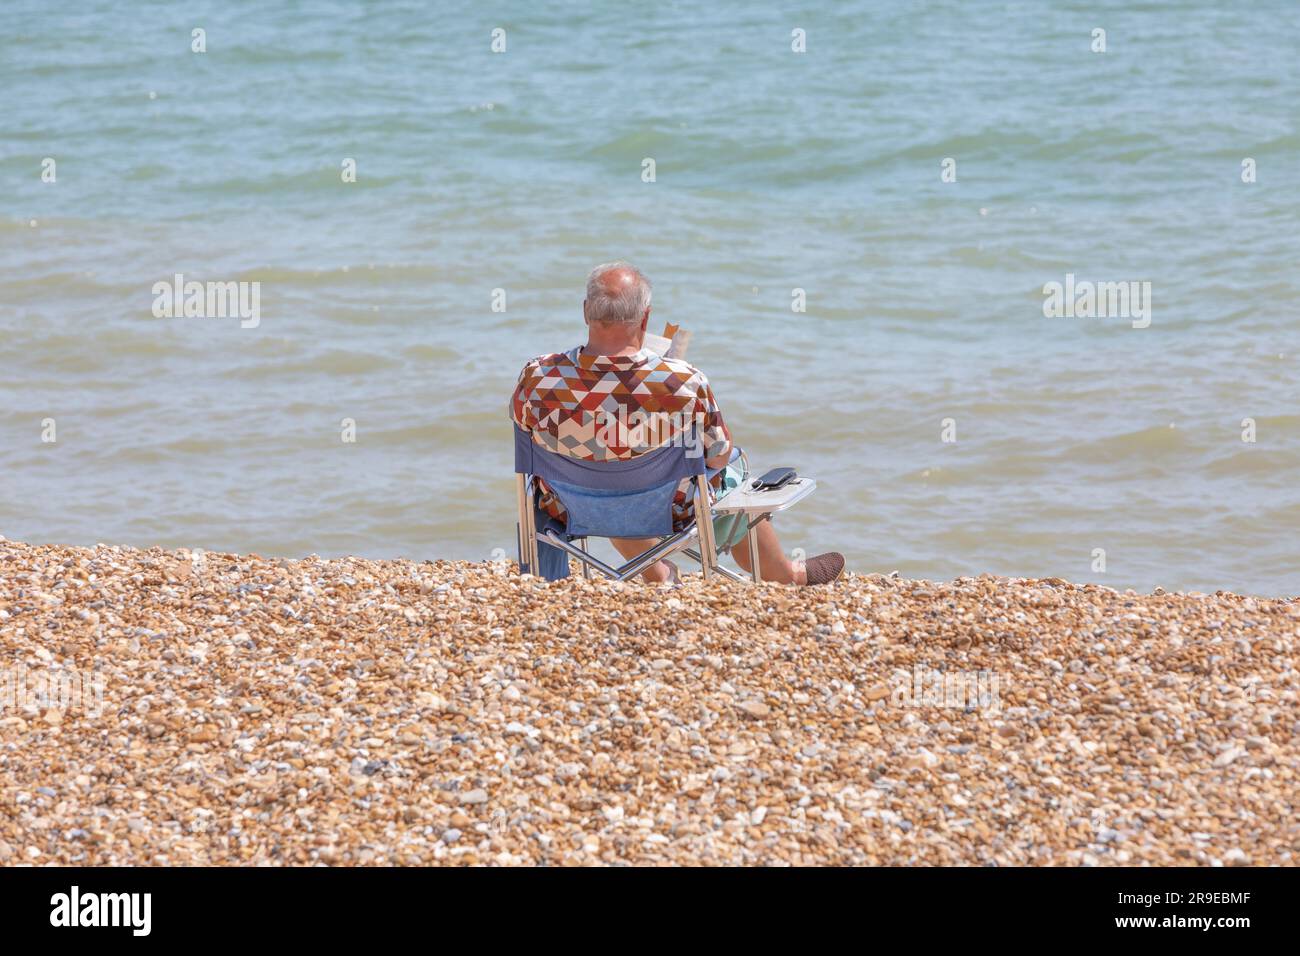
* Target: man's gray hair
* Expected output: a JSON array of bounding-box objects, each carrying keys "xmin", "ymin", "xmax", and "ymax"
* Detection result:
[{"xmin": 585, "ymin": 261, "xmax": 652, "ymax": 325}]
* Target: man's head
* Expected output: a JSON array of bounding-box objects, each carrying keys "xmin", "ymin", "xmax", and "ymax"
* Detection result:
[{"xmin": 583, "ymin": 261, "xmax": 652, "ymax": 350}]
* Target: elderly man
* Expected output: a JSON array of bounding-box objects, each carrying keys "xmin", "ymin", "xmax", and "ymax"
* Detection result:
[{"xmin": 510, "ymin": 261, "xmax": 844, "ymax": 585}]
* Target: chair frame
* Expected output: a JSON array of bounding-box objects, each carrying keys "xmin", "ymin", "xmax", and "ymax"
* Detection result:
[
  {"xmin": 514, "ymin": 423, "xmax": 812, "ymax": 584},
  {"xmin": 516, "ymin": 471, "xmax": 724, "ymax": 581}
]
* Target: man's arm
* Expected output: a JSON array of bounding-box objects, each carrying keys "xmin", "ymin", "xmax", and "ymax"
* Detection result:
[
  {"xmin": 510, "ymin": 362, "xmax": 536, "ymax": 432},
  {"xmin": 697, "ymin": 376, "xmax": 732, "ymax": 470},
  {"xmin": 705, "ymin": 423, "xmax": 732, "ymax": 470}
]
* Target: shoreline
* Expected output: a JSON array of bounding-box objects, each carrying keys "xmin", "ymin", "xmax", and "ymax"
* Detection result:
[{"xmin": 1, "ymin": 538, "xmax": 1296, "ymax": 865}]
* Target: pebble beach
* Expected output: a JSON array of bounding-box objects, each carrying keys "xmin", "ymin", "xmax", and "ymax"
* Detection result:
[{"xmin": 1, "ymin": 537, "xmax": 1296, "ymax": 866}]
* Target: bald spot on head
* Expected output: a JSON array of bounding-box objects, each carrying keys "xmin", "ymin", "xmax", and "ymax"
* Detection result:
[
  {"xmin": 583, "ymin": 261, "xmax": 652, "ymax": 326},
  {"xmin": 594, "ymin": 265, "xmax": 640, "ymax": 299}
]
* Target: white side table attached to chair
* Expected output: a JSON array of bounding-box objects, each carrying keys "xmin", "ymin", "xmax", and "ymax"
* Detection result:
[{"xmin": 710, "ymin": 475, "xmax": 816, "ymax": 582}]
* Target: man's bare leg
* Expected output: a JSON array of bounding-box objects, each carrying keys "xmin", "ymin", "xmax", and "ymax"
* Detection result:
[
  {"xmin": 609, "ymin": 537, "xmax": 675, "ymax": 583},
  {"xmin": 730, "ymin": 521, "xmax": 807, "ymax": 585},
  {"xmin": 613, "ymin": 524, "xmax": 817, "ymax": 585}
]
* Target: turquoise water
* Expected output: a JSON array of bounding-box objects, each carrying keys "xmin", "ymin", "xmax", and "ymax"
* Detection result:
[{"xmin": 2, "ymin": 2, "xmax": 1298, "ymax": 594}]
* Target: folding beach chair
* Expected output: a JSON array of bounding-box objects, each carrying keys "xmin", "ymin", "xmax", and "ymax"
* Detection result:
[
  {"xmin": 513, "ymin": 424, "xmax": 721, "ymax": 581},
  {"xmin": 513, "ymin": 425, "xmax": 817, "ymax": 583}
]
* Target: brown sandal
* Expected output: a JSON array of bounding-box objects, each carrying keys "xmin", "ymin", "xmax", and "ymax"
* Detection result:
[{"xmin": 802, "ymin": 552, "xmax": 845, "ymax": 586}]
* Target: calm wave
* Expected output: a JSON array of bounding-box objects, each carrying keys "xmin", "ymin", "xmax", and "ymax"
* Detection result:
[{"xmin": 2, "ymin": 1, "xmax": 1298, "ymax": 594}]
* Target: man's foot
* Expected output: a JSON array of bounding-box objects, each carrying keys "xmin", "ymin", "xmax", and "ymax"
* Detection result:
[
  {"xmin": 641, "ymin": 558, "xmax": 679, "ymax": 585},
  {"xmin": 797, "ymin": 552, "xmax": 844, "ymax": 586}
]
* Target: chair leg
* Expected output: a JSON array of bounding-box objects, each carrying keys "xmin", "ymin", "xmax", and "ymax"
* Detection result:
[
  {"xmin": 527, "ymin": 498, "xmax": 540, "ymax": 574},
  {"xmin": 542, "ymin": 530, "xmax": 621, "ymax": 578},
  {"xmin": 683, "ymin": 548, "xmax": 749, "ymax": 583},
  {"xmin": 695, "ymin": 474, "xmax": 715, "ymax": 581},
  {"xmin": 515, "ymin": 475, "xmax": 530, "ymax": 573},
  {"xmin": 748, "ymin": 517, "xmax": 763, "ymax": 583},
  {"xmin": 578, "ymin": 538, "xmax": 592, "ymax": 579},
  {"xmin": 516, "ymin": 474, "xmax": 539, "ymax": 574}
]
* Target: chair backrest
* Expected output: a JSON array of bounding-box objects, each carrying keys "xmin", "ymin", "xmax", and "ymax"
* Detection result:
[{"xmin": 513, "ymin": 425, "xmax": 706, "ymax": 538}]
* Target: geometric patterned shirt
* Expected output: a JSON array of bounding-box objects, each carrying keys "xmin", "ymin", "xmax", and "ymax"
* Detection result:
[{"xmin": 510, "ymin": 345, "xmax": 730, "ymax": 528}]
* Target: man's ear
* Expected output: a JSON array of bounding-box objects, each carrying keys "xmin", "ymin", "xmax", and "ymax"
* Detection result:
[{"xmin": 640, "ymin": 308, "xmax": 650, "ymax": 332}]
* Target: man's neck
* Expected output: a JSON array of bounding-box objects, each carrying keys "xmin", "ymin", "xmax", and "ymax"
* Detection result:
[{"xmin": 582, "ymin": 336, "xmax": 643, "ymax": 358}]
